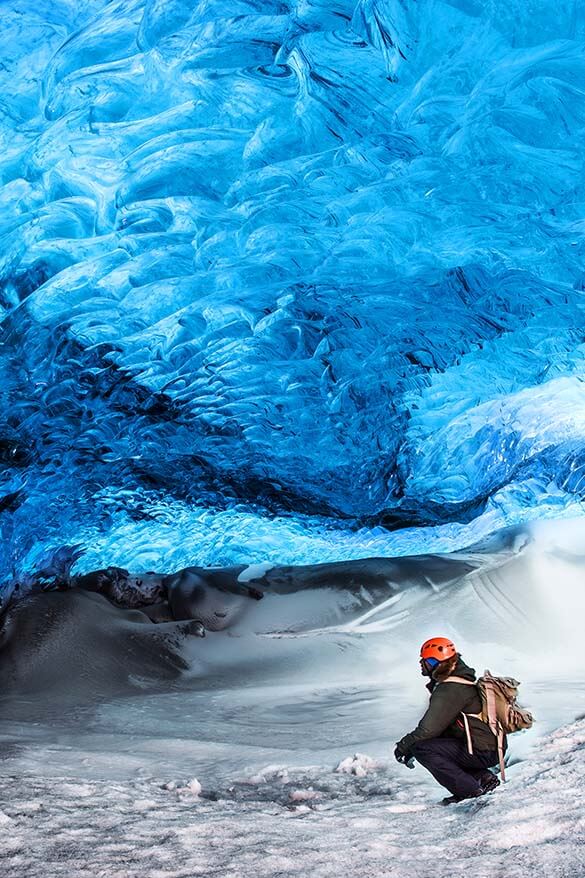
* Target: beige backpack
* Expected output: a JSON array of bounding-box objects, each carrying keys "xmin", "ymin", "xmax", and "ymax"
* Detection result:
[{"xmin": 443, "ymin": 670, "xmax": 534, "ymax": 781}]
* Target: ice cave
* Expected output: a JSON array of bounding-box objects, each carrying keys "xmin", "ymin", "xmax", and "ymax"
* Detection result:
[{"xmin": 0, "ymin": 1, "xmax": 584, "ymax": 875}]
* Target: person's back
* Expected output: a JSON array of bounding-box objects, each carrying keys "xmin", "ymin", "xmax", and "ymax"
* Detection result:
[{"xmin": 394, "ymin": 637, "xmax": 502, "ymax": 804}]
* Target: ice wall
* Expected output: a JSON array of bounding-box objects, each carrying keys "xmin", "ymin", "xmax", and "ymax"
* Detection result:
[{"xmin": 1, "ymin": 0, "xmax": 585, "ymax": 580}]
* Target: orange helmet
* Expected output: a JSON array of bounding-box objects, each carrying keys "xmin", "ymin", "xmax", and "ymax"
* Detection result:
[{"xmin": 420, "ymin": 637, "xmax": 457, "ymax": 662}]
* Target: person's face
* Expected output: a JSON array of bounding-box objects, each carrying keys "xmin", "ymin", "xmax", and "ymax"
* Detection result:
[{"xmin": 420, "ymin": 657, "xmax": 439, "ymax": 677}]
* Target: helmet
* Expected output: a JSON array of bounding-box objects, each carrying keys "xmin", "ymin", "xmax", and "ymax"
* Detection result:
[{"xmin": 420, "ymin": 637, "xmax": 457, "ymax": 663}]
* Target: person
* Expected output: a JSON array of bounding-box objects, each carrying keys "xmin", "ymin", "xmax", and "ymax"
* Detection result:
[{"xmin": 394, "ymin": 637, "xmax": 502, "ymax": 804}]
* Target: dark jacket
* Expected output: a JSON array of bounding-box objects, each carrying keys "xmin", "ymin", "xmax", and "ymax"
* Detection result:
[{"xmin": 397, "ymin": 658, "xmax": 500, "ymax": 755}]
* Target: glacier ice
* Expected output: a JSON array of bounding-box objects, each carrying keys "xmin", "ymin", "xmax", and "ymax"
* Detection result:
[
  {"xmin": 3, "ymin": 9, "xmax": 585, "ymax": 872},
  {"xmin": 2, "ymin": 716, "xmax": 584, "ymax": 876},
  {"xmin": 1, "ymin": 0, "xmax": 585, "ymax": 586}
]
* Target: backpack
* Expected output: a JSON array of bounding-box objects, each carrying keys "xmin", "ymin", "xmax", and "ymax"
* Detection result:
[{"xmin": 443, "ymin": 670, "xmax": 534, "ymax": 781}]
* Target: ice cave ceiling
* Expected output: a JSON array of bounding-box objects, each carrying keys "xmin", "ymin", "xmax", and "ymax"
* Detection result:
[{"xmin": 1, "ymin": 0, "xmax": 585, "ymax": 581}]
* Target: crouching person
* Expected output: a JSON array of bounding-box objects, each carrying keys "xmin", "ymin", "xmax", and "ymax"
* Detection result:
[{"xmin": 394, "ymin": 637, "xmax": 502, "ymax": 805}]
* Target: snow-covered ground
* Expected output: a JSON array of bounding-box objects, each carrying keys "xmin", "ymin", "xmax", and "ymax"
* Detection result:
[
  {"xmin": 2, "ymin": 527, "xmax": 584, "ymax": 875},
  {"xmin": 1, "ymin": 718, "xmax": 583, "ymax": 878}
]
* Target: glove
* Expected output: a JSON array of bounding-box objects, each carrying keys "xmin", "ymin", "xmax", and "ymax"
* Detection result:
[
  {"xmin": 247, "ymin": 587, "xmax": 264, "ymax": 600},
  {"xmin": 394, "ymin": 745, "xmax": 415, "ymax": 769}
]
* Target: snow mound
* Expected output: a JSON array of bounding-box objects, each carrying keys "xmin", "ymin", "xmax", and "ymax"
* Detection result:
[{"xmin": 335, "ymin": 753, "xmax": 377, "ymax": 777}]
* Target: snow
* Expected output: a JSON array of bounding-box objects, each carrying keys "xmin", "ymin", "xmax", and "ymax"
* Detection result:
[
  {"xmin": 238, "ymin": 563, "xmax": 275, "ymax": 584},
  {"xmin": 288, "ymin": 788, "xmax": 320, "ymax": 801},
  {"xmin": 178, "ymin": 778, "xmax": 202, "ymax": 798},
  {"xmin": 0, "ymin": 718, "xmax": 583, "ymax": 877},
  {"xmin": 335, "ymin": 753, "xmax": 377, "ymax": 777},
  {"xmin": 0, "ymin": 528, "xmax": 583, "ymax": 874}
]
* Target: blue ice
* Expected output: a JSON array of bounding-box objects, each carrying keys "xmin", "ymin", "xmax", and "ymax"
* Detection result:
[{"xmin": 1, "ymin": 0, "xmax": 585, "ymax": 586}]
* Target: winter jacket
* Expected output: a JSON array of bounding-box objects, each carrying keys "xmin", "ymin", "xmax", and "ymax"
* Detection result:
[{"xmin": 397, "ymin": 658, "xmax": 500, "ymax": 755}]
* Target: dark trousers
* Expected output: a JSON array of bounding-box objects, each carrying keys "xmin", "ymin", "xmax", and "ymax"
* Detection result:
[{"xmin": 412, "ymin": 737, "xmax": 498, "ymax": 799}]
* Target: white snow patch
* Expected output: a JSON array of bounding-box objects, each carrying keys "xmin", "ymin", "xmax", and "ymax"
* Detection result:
[
  {"xmin": 246, "ymin": 765, "xmax": 289, "ymax": 785},
  {"xmin": 16, "ymin": 800, "xmax": 44, "ymax": 814},
  {"xmin": 487, "ymin": 818, "xmax": 567, "ymax": 848},
  {"xmin": 289, "ymin": 788, "xmax": 320, "ymax": 801},
  {"xmin": 177, "ymin": 778, "xmax": 201, "ymax": 797},
  {"xmin": 335, "ymin": 753, "xmax": 376, "ymax": 777},
  {"xmin": 132, "ymin": 798, "xmax": 158, "ymax": 811},
  {"xmin": 247, "ymin": 772, "xmax": 267, "ymax": 785},
  {"xmin": 288, "ymin": 804, "xmax": 312, "ymax": 815},
  {"xmin": 237, "ymin": 562, "xmax": 274, "ymax": 583}
]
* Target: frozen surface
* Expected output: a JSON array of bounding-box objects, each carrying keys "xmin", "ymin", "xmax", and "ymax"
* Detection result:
[
  {"xmin": 1, "ymin": 523, "xmax": 584, "ymax": 873},
  {"xmin": 2, "ymin": 1, "xmax": 585, "ymax": 587},
  {"xmin": 0, "ymin": 717, "xmax": 583, "ymax": 877}
]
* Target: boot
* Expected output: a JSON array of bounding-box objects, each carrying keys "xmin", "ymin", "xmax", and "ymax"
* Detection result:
[
  {"xmin": 441, "ymin": 788, "xmax": 482, "ymax": 805},
  {"xmin": 441, "ymin": 794, "xmax": 462, "ymax": 805},
  {"xmin": 442, "ymin": 773, "xmax": 500, "ymax": 805},
  {"xmin": 479, "ymin": 771, "xmax": 500, "ymax": 794}
]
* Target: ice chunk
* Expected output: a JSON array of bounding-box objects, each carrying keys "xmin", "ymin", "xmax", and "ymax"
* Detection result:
[{"xmin": 335, "ymin": 753, "xmax": 376, "ymax": 777}]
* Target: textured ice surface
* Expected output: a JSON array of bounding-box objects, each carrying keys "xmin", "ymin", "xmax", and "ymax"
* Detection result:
[
  {"xmin": 0, "ymin": 716, "xmax": 583, "ymax": 877},
  {"xmin": 2, "ymin": 2, "xmax": 585, "ymax": 584},
  {"xmin": 2, "ymin": 7, "xmax": 584, "ymax": 871}
]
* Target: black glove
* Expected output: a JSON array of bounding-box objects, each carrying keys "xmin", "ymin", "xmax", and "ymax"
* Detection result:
[
  {"xmin": 247, "ymin": 586, "xmax": 264, "ymax": 600},
  {"xmin": 394, "ymin": 745, "xmax": 415, "ymax": 769}
]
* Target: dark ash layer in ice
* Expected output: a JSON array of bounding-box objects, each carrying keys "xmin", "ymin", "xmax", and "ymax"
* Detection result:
[{"xmin": 0, "ymin": 529, "xmax": 528, "ymax": 701}]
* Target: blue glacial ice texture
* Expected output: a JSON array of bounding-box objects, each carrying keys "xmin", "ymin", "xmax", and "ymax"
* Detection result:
[{"xmin": 1, "ymin": 0, "xmax": 585, "ymax": 582}]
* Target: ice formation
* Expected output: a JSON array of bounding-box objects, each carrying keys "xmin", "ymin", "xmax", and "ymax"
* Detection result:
[
  {"xmin": 2, "ymin": 7, "xmax": 585, "ymax": 873},
  {"xmin": 1, "ymin": 715, "xmax": 584, "ymax": 876},
  {"xmin": 1, "ymin": 1, "xmax": 585, "ymax": 586}
]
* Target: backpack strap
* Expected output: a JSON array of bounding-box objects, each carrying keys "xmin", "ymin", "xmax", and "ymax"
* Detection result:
[
  {"xmin": 440, "ymin": 677, "xmax": 482, "ymax": 757},
  {"xmin": 441, "ymin": 676, "xmax": 477, "ymax": 686},
  {"xmin": 497, "ymin": 728, "xmax": 506, "ymax": 783},
  {"xmin": 461, "ymin": 712, "xmax": 473, "ymax": 756},
  {"xmin": 443, "ymin": 676, "xmax": 508, "ymax": 782},
  {"xmin": 483, "ymin": 677, "xmax": 507, "ymax": 782}
]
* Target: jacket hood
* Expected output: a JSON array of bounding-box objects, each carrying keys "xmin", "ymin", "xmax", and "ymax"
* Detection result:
[
  {"xmin": 449, "ymin": 656, "xmax": 476, "ymax": 680},
  {"xmin": 428, "ymin": 654, "xmax": 476, "ymax": 687}
]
